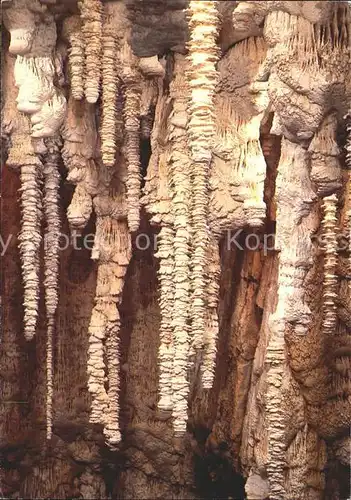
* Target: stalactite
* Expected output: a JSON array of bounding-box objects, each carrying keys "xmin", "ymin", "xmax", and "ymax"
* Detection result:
[
  {"xmin": 186, "ymin": 0, "xmax": 220, "ymax": 357},
  {"xmin": 309, "ymin": 114, "xmax": 342, "ymax": 196},
  {"xmin": 79, "ymin": 0, "xmax": 102, "ymax": 104},
  {"xmin": 201, "ymin": 235, "xmax": 220, "ymax": 389},
  {"xmin": 139, "ymin": 56, "xmax": 166, "ymax": 79},
  {"xmin": 88, "ymin": 158, "xmax": 131, "ymax": 446},
  {"xmin": 42, "ymin": 138, "xmax": 61, "ymax": 440},
  {"xmin": 266, "ymin": 139, "xmax": 318, "ymax": 499},
  {"xmin": 62, "ymin": 16, "xmax": 85, "ymax": 101},
  {"xmin": 140, "ymin": 78, "xmax": 159, "ymax": 140},
  {"xmin": 321, "ymin": 194, "xmax": 339, "ymax": 337},
  {"xmin": 346, "ymin": 112, "xmax": 351, "ymax": 299},
  {"xmin": 62, "ymin": 97, "xmax": 98, "ymax": 233},
  {"xmin": 100, "ymin": 4, "xmax": 118, "ymax": 168},
  {"xmin": 141, "ymin": 83, "xmax": 176, "ymax": 415},
  {"xmin": 19, "ymin": 161, "xmax": 43, "ymax": 341},
  {"xmin": 155, "ymin": 225, "xmax": 175, "ymax": 413},
  {"xmin": 7, "ymin": 7, "xmax": 67, "ymax": 139},
  {"xmin": 166, "ymin": 55, "xmax": 192, "ymax": 429},
  {"xmin": 123, "ymin": 85, "xmax": 142, "ymax": 233},
  {"xmin": 2, "ymin": 0, "xmax": 40, "ymax": 56}
]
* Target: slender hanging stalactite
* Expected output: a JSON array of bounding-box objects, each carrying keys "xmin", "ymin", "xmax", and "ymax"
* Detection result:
[
  {"xmin": 155, "ymin": 224, "xmax": 175, "ymax": 413},
  {"xmin": 321, "ymin": 194, "xmax": 339, "ymax": 337},
  {"xmin": 100, "ymin": 3, "xmax": 118, "ymax": 168},
  {"xmin": 19, "ymin": 160, "xmax": 43, "ymax": 340},
  {"xmin": 62, "ymin": 16, "xmax": 85, "ymax": 101},
  {"xmin": 42, "ymin": 138, "xmax": 61, "ymax": 440},
  {"xmin": 79, "ymin": 0, "xmax": 102, "ymax": 104},
  {"xmin": 123, "ymin": 84, "xmax": 142, "ymax": 233},
  {"xmin": 345, "ymin": 111, "xmax": 351, "ymax": 298},
  {"xmin": 201, "ymin": 235, "xmax": 220, "ymax": 389},
  {"xmin": 186, "ymin": 1, "xmax": 220, "ymax": 355},
  {"xmin": 167, "ymin": 55, "xmax": 192, "ymax": 430}
]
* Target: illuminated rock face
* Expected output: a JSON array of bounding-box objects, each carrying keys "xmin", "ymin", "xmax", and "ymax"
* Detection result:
[{"xmin": 1, "ymin": 1, "xmax": 350, "ymax": 499}]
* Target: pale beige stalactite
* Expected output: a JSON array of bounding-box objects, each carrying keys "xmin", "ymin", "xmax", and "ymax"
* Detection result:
[
  {"xmin": 100, "ymin": 3, "xmax": 118, "ymax": 168},
  {"xmin": 201, "ymin": 235, "xmax": 220, "ymax": 389},
  {"xmin": 62, "ymin": 16, "xmax": 85, "ymax": 100},
  {"xmin": 266, "ymin": 139, "xmax": 318, "ymax": 499},
  {"xmin": 210, "ymin": 34, "xmax": 268, "ymax": 235},
  {"xmin": 19, "ymin": 161, "xmax": 43, "ymax": 341},
  {"xmin": 42, "ymin": 138, "xmax": 61, "ymax": 440},
  {"xmin": 321, "ymin": 195, "xmax": 339, "ymax": 338},
  {"xmin": 139, "ymin": 78, "xmax": 159, "ymax": 140},
  {"xmin": 186, "ymin": 0, "xmax": 220, "ymax": 357},
  {"xmin": 79, "ymin": 0, "xmax": 102, "ymax": 104},
  {"xmin": 155, "ymin": 224, "xmax": 175, "ymax": 412},
  {"xmin": 123, "ymin": 80, "xmax": 142, "ymax": 233},
  {"xmin": 167, "ymin": 54, "xmax": 192, "ymax": 430},
  {"xmin": 6, "ymin": 5, "xmax": 67, "ymax": 139},
  {"xmin": 89, "ymin": 217, "xmax": 131, "ymax": 447},
  {"xmin": 2, "ymin": 50, "xmax": 43, "ymax": 342},
  {"xmin": 346, "ymin": 112, "xmax": 351, "ymax": 296},
  {"xmin": 62, "ymin": 97, "xmax": 99, "ymax": 233},
  {"xmin": 87, "ymin": 153, "xmax": 131, "ymax": 446},
  {"xmin": 309, "ymin": 114, "xmax": 342, "ymax": 197},
  {"xmin": 140, "ymin": 80, "xmax": 179, "ymax": 415},
  {"xmin": 100, "ymin": 1, "xmax": 130, "ymax": 168},
  {"xmin": 117, "ymin": 29, "xmax": 144, "ymax": 233}
]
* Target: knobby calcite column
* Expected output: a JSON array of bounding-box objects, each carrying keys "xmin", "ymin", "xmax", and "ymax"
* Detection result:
[{"xmin": 186, "ymin": 1, "xmax": 220, "ymax": 363}]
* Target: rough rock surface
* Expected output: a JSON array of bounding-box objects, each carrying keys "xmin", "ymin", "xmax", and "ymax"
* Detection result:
[{"xmin": 1, "ymin": 1, "xmax": 350, "ymax": 499}]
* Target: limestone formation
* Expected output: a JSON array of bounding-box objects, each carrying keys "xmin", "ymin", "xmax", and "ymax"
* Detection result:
[
  {"xmin": 1, "ymin": 2, "xmax": 351, "ymax": 498},
  {"xmin": 186, "ymin": 1, "xmax": 220, "ymax": 358},
  {"xmin": 62, "ymin": 16, "xmax": 85, "ymax": 100},
  {"xmin": 42, "ymin": 138, "xmax": 61, "ymax": 440},
  {"xmin": 79, "ymin": 0, "xmax": 103, "ymax": 104}
]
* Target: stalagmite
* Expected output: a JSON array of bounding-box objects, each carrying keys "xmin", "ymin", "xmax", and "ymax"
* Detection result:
[
  {"xmin": 42, "ymin": 138, "xmax": 61, "ymax": 439},
  {"xmin": 321, "ymin": 195, "xmax": 339, "ymax": 337},
  {"xmin": 62, "ymin": 16, "xmax": 85, "ymax": 100},
  {"xmin": 79, "ymin": 0, "xmax": 102, "ymax": 104},
  {"xmin": 186, "ymin": 0, "xmax": 220, "ymax": 355}
]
